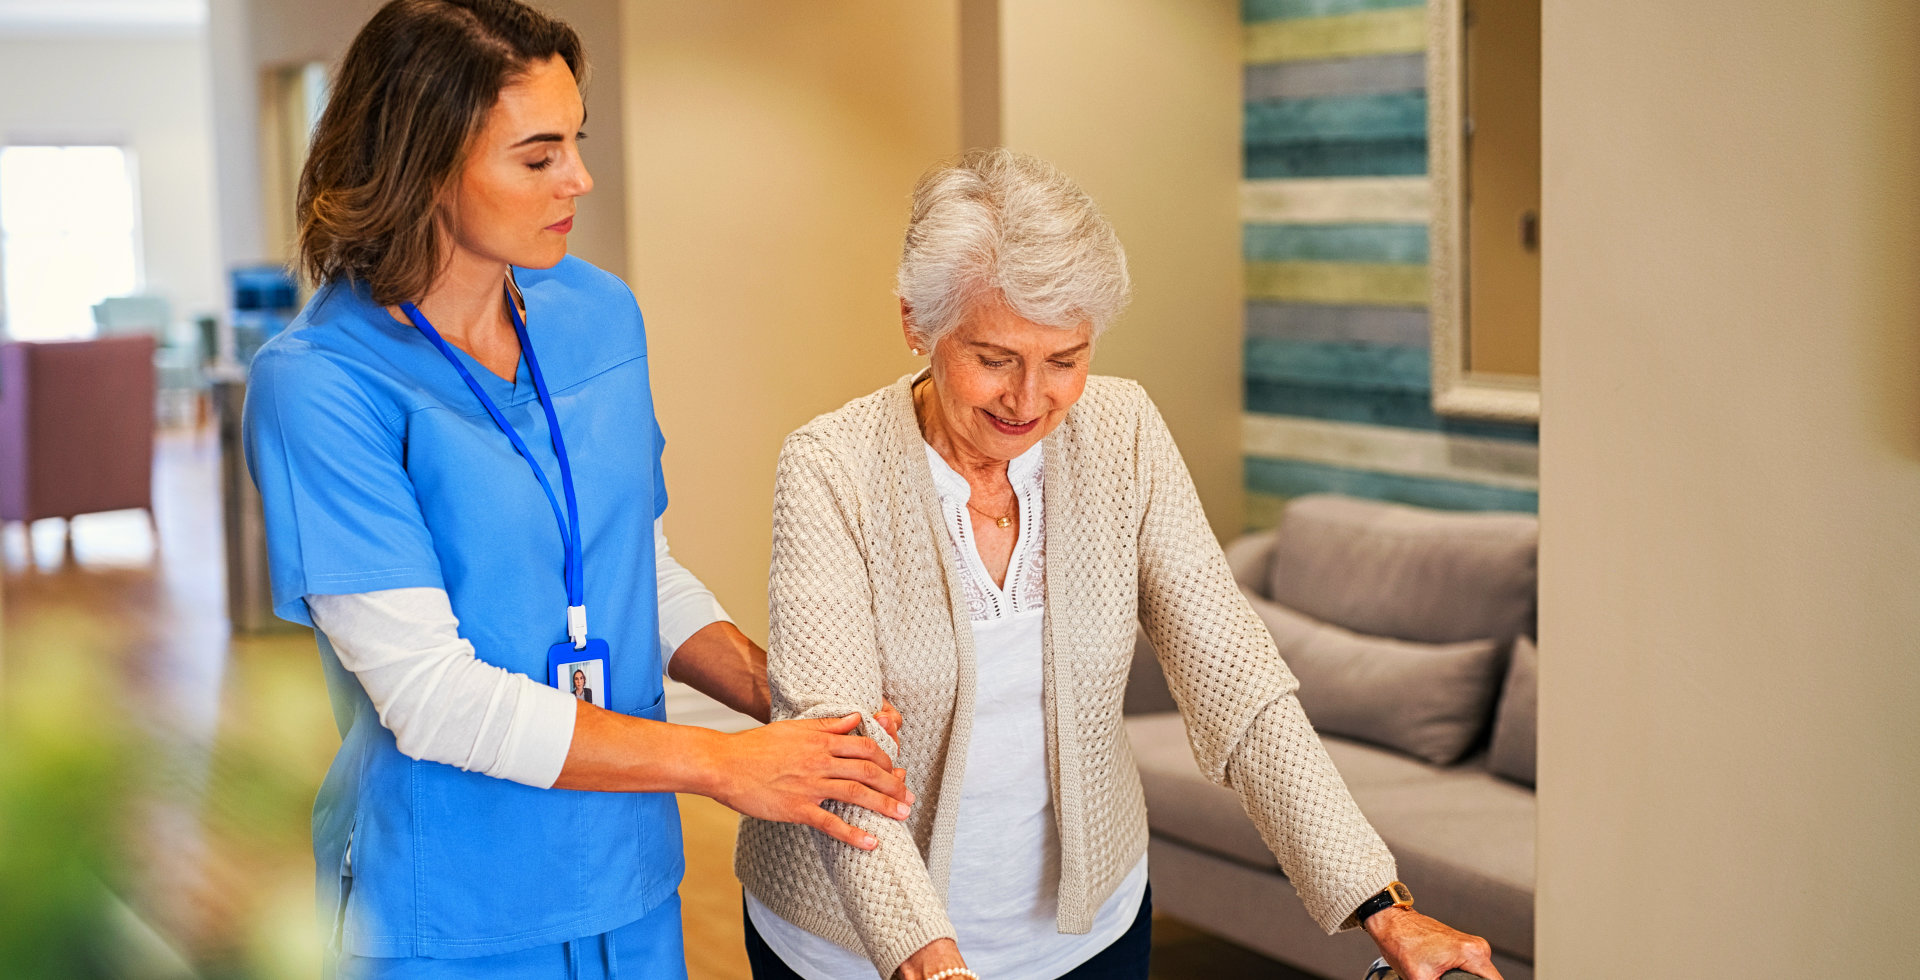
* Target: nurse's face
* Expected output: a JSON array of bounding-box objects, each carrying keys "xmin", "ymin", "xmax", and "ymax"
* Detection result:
[{"xmin": 443, "ymin": 54, "xmax": 592, "ymax": 272}]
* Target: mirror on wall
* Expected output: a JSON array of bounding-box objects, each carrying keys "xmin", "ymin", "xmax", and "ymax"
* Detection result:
[{"xmin": 1428, "ymin": 0, "xmax": 1541, "ymax": 423}]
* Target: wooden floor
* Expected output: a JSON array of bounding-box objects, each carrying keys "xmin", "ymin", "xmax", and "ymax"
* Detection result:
[{"xmin": 0, "ymin": 430, "xmax": 1317, "ymax": 980}]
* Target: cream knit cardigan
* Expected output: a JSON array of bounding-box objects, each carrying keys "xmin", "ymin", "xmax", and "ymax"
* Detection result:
[{"xmin": 734, "ymin": 374, "xmax": 1397, "ymax": 978}]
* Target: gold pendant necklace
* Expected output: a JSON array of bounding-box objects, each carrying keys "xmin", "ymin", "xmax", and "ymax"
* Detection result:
[{"xmin": 966, "ymin": 500, "xmax": 1015, "ymax": 529}]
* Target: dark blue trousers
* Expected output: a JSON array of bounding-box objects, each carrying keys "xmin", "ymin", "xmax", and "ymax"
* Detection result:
[{"xmin": 742, "ymin": 886, "xmax": 1152, "ymax": 980}]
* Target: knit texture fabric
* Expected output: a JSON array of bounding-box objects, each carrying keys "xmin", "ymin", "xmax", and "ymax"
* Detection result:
[{"xmin": 733, "ymin": 373, "xmax": 1399, "ymax": 978}]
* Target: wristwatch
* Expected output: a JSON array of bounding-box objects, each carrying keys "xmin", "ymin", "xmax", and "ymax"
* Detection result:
[{"xmin": 1353, "ymin": 880, "xmax": 1415, "ymax": 926}]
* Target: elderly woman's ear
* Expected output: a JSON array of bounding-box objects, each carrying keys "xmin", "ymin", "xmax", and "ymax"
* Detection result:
[{"xmin": 900, "ymin": 300, "xmax": 927, "ymax": 357}]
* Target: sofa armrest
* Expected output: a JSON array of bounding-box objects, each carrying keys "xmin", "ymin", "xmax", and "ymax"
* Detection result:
[{"xmin": 1224, "ymin": 528, "xmax": 1279, "ymax": 599}]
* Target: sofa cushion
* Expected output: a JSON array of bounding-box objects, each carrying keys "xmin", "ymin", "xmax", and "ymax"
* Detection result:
[
  {"xmin": 1487, "ymin": 636, "xmax": 1538, "ymax": 787},
  {"xmin": 1128, "ymin": 712, "xmax": 1535, "ymax": 959},
  {"xmin": 1248, "ymin": 593, "xmax": 1505, "ymax": 765},
  {"xmin": 1267, "ymin": 494, "xmax": 1538, "ymax": 645}
]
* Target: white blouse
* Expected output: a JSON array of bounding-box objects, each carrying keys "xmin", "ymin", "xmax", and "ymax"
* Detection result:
[{"xmin": 746, "ymin": 441, "xmax": 1148, "ymax": 979}]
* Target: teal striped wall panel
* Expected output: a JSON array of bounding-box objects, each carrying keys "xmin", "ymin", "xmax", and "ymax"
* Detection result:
[
  {"xmin": 1243, "ymin": 0, "xmax": 1424, "ymax": 20},
  {"xmin": 1247, "ymin": 457, "xmax": 1540, "ymax": 512},
  {"xmin": 1246, "ymin": 302, "xmax": 1428, "ymax": 347},
  {"xmin": 1244, "ymin": 223, "xmax": 1428, "ymax": 263},
  {"xmin": 1244, "ymin": 92, "xmax": 1428, "ymax": 179},
  {"xmin": 1246, "ymin": 379, "xmax": 1538, "ymax": 442},
  {"xmin": 1241, "ymin": 0, "xmax": 1538, "ymax": 524},
  {"xmin": 1244, "ymin": 92, "xmax": 1427, "ymax": 144},
  {"xmin": 1246, "ymin": 336, "xmax": 1430, "ymax": 392},
  {"xmin": 1245, "ymin": 53, "xmax": 1426, "ymax": 101},
  {"xmin": 1244, "ymin": 8, "xmax": 1425, "ymax": 66},
  {"xmin": 1246, "ymin": 141, "xmax": 1427, "ymax": 180}
]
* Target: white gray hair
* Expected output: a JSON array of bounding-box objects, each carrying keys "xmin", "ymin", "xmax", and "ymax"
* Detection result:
[{"xmin": 896, "ymin": 148, "xmax": 1130, "ymax": 348}]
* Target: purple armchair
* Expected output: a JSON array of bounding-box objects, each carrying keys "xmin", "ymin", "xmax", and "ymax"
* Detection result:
[{"xmin": 0, "ymin": 336, "xmax": 157, "ymax": 555}]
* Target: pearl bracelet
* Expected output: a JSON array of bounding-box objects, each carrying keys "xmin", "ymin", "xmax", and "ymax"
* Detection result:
[{"xmin": 923, "ymin": 969, "xmax": 979, "ymax": 980}]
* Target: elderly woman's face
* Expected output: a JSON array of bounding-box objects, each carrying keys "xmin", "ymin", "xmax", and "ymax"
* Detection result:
[
  {"xmin": 445, "ymin": 54, "xmax": 592, "ymax": 273},
  {"xmin": 921, "ymin": 301, "xmax": 1093, "ymax": 462}
]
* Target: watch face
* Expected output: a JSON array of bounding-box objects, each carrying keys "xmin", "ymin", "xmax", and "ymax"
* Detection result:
[{"xmin": 1388, "ymin": 881, "xmax": 1415, "ymax": 906}]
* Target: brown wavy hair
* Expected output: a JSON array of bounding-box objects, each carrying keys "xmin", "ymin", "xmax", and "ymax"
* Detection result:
[{"xmin": 296, "ymin": 0, "xmax": 584, "ymax": 306}]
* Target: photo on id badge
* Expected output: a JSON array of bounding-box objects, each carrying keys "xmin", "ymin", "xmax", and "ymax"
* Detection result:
[{"xmin": 559, "ymin": 658, "xmax": 605, "ymax": 709}]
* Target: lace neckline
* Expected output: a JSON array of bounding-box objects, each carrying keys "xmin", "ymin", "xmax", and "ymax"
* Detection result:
[{"xmin": 923, "ymin": 442, "xmax": 1045, "ymax": 622}]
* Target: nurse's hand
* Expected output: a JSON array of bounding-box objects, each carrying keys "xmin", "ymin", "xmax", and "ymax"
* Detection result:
[
  {"xmin": 704, "ymin": 713, "xmax": 915, "ymax": 851},
  {"xmin": 876, "ymin": 699, "xmax": 904, "ymax": 741}
]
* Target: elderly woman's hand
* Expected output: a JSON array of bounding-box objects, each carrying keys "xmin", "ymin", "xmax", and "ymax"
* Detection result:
[
  {"xmin": 1362, "ymin": 907, "xmax": 1504, "ymax": 980},
  {"xmin": 892, "ymin": 938, "xmax": 966, "ymax": 980}
]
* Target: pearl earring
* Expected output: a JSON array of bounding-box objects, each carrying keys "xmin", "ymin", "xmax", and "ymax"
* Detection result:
[{"xmin": 912, "ymin": 347, "xmax": 922, "ymax": 356}]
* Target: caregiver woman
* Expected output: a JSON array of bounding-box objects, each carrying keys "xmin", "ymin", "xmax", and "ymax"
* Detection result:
[{"xmin": 242, "ymin": 2, "xmax": 910, "ymax": 977}]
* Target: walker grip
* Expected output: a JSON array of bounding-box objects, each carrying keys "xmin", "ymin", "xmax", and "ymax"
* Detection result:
[{"xmin": 1365, "ymin": 960, "xmax": 1487, "ymax": 980}]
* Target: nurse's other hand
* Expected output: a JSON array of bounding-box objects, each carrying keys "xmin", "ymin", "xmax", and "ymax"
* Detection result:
[
  {"xmin": 877, "ymin": 699, "xmax": 903, "ymax": 740},
  {"xmin": 705, "ymin": 713, "xmax": 914, "ymax": 851}
]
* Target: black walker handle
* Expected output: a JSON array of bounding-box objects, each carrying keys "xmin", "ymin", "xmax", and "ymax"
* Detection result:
[{"xmin": 1366, "ymin": 959, "xmax": 1488, "ymax": 980}]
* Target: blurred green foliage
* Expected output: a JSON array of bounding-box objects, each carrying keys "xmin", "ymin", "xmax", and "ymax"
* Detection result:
[{"xmin": 0, "ymin": 650, "xmax": 142, "ymax": 979}]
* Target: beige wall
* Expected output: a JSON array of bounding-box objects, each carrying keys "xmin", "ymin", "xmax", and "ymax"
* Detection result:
[
  {"xmin": 621, "ymin": 2, "xmax": 962, "ymax": 638},
  {"xmin": 996, "ymin": 0, "xmax": 1245, "ymax": 542},
  {"xmin": 1537, "ymin": 0, "xmax": 1920, "ymax": 973}
]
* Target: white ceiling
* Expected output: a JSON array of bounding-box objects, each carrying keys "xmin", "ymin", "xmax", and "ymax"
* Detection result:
[{"xmin": 0, "ymin": 0, "xmax": 207, "ymax": 36}]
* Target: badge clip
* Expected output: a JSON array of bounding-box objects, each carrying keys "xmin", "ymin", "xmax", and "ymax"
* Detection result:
[{"xmin": 567, "ymin": 604, "xmax": 588, "ymax": 650}]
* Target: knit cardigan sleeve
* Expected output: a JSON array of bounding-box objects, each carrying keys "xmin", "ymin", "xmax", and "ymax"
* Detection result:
[
  {"xmin": 764, "ymin": 431, "xmax": 956, "ymax": 976},
  {"xmin": 1130, "ymin": 395, "xmax": 1399, "ymax": 934}
]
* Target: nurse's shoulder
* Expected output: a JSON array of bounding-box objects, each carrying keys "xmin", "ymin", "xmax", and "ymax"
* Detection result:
[
  {"xmin": 244, "ymin": 279, "xmax": 422, "ymax": 451},
  {"xmin": 514, "ymin": 254, "xmax": 650, "ymax": 352}
]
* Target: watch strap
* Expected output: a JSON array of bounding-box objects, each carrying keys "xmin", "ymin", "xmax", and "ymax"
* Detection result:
[{"xmin": 1354, "ymin": 881, "xmax": 1415, "ymax": 926}]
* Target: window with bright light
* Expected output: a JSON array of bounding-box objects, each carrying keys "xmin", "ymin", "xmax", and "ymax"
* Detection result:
[{"xmin": 0, "ymin": 145, "xmax": 143, "ymax": 341}]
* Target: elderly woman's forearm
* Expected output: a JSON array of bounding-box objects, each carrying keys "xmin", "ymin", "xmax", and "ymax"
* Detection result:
[
  {"xmin": 814, "ymin": 801, "xmax": 958, "ymax": 977},
  {"xmin": 1226, "ymin": 694, "xmax": 1399, "ymax": 932}
]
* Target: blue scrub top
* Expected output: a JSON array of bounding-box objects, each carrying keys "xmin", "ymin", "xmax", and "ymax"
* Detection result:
[{"xmin": 243, "ymin": 256, "xmax": 684, "ymax": 959}]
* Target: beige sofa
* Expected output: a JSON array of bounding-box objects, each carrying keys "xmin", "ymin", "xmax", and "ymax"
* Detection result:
[{"xmin": 1125, "ymin": 494, "xmax": 1539, "ymax": 980}]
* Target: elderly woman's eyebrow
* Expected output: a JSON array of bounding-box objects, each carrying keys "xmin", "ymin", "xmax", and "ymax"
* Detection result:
[{"xmin": 966, "ymin": 340, "xmax": 1091, "ymax": 358}]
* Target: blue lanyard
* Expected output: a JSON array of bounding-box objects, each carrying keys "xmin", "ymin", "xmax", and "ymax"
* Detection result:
[{"xmin": 402, "ymin": 291, "xmax": 590, "ymax": 648}]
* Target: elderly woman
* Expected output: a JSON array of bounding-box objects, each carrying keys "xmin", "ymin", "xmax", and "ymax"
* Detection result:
[{"xmin": 734, "ymin": 149, "xmax": 1502, "ymax": 980}]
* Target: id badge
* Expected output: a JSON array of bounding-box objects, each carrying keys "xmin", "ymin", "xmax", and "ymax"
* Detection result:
[{"xmin": 548, "ymin": 638, "xmax": 611, "ymax": 710}]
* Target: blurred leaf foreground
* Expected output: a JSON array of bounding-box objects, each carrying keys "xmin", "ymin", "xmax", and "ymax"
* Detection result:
[{"xmin": 2, "ymin": 576, "xmax": 335, "ymax": 980}]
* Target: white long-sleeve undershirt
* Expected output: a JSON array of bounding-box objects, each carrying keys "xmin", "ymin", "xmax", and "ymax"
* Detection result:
[{"xmin": 305, "ymin": 519, "xmax": 733, "ymax": 789}]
